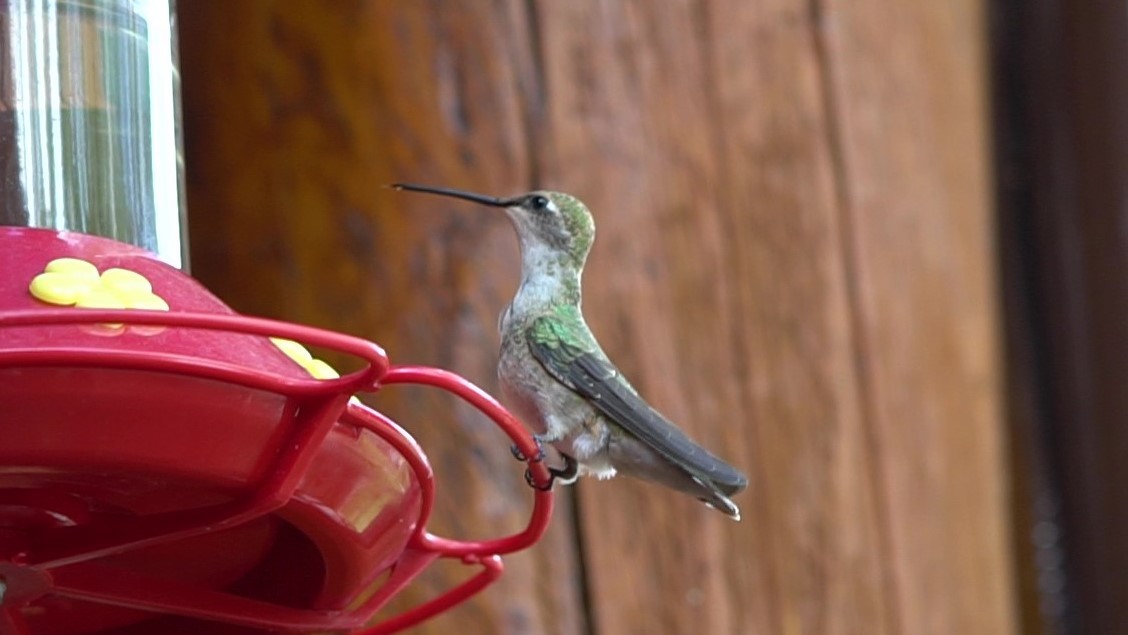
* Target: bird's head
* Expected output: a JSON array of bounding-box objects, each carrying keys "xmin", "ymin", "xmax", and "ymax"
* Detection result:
[{"xmin": 393, "ymin": 184, "xmax": 595, "ymax": 270}]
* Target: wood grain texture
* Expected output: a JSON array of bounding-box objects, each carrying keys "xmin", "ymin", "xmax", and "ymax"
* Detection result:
[
  {"xmin": 178, "ymin": 1, "xmax": 1017, "ymax": 634},
  {"xmin": 820, "ymin": 0, "xmax": 1017, "ymax": 633}
]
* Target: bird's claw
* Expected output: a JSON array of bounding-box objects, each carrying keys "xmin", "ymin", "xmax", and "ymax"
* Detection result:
[
  {"xmin": 551, "ymin": 455, "xmax": 580, "ymax": 485},
  {"xmin": 525, "ymin": 467, "xmax": 551, "ymax": 491},
  {"xmin": 524, "ymin": 455, "xmax": 579, "ymax": 491},
  {"xmin": 510, "ymin": 436, "xmax": 547, "ymax": 463}
]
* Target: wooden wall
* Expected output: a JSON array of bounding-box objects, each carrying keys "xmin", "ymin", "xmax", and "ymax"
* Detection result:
[{"xmin": 178, "ymin": 2, "xmax": 1017, "ymax": 634}]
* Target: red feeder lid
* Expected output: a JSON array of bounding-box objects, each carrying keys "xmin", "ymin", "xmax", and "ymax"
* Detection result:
[{"xmin": 0, "ymin": 227, "xmax": 554, "ymax": 634}]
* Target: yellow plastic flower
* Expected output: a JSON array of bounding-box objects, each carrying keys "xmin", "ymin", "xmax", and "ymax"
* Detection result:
[
  {"xmin": 29, "ymin": 258, "xmax": 170, "ymax": 333},
  {"xmin": 271, "ymin": 337, "xmax": 359, "ymax": 402},
  {"xmin": 269, "ymin": 337, "xmax": 341, "ymax": 380}
]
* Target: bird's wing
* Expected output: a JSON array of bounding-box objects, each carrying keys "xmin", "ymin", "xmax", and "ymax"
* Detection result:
[{"xmin": 526, "ymin": 308, "xmax": 748, "ymax": 494}]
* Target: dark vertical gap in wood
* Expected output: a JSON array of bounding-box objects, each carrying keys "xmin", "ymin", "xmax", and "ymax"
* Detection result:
[
  {"xmin": 987, "ymin": 1, "xmax": 1072, "ymax": 633},
  {"xmin": 991, "ymin": 0, "xmax": 1128, "ymax": 633},
  {"xmin": 1056, "ymin": 13, "xmax": 1128, "ymax": 631},
  {"xmin": 565, "ymin": 488, "xmax": 596, "ymax": 635},
  {"xmin": 520, "ymin": 2, "xmax": 594, "ymax": 633},
  {"xmin": 520, "ymin": 0, "xmax": 546, "ymax": 188},
  {"xmin": 806, "ymin": 1, "xmax": 904, "ymax": 633}
]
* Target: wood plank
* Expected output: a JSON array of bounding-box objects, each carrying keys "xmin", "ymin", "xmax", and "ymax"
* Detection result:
[
  {"xmin": 178, "ymin": 2, "xmax": 586, "ymax": 634},
  {"xmin": 534, "ymin": 1, "xmax": 890, "ymax": 633},
  {"xmin": 820, "ymin": 0, "xmax": 1018, "ymax": 632}
]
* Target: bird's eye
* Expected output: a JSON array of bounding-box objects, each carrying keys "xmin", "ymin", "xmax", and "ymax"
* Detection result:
[{"xmin": 530, "ymin": 195, "xmax": 550, "ymax": 211}]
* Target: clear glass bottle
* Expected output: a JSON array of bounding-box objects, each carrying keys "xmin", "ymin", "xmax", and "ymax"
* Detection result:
[{"xmin": 0, "ymin": 0, "xmax": 185, "ymax": 267}]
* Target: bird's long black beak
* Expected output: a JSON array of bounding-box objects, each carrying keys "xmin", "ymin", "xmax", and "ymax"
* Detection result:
[{"xmin": 391, "ymin": 183, "xmax": 521, "ymax": 207}]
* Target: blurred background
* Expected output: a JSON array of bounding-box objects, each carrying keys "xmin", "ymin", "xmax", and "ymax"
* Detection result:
[{"xmin": 170, "ymin": 1, "xmax": 1125, "ymax": 634}]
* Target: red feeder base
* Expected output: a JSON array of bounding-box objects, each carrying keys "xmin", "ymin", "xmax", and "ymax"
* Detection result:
[{"xmin": 0, "ymin": 228, "xmax": 554, "ymax": 634}]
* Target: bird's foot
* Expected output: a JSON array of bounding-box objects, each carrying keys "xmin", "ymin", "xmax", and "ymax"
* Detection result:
[
  {"xmin": 524, "ymin": 455, "xmax": 579, "ymax": 491},
  {"xmin": 510, "ymin": 435, "xmax": 548, "ymax": 463},
  {"xmin": 550, "ymin": 455, "xmax": 580, "ymax": 485}
]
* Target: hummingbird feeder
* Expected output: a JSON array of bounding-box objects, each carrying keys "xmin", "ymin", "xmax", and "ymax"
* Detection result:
[
  {"xmin": 0, "ymin": 227, "xmax": 555, "ymax": 634},
  {"xmin": 0, "ymin": 2, "xmax": 554, "ymax": 632}
]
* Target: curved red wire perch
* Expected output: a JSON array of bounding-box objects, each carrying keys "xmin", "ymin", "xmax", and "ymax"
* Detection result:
[{"xmin": 379, "ymin": 365, "xmax": 556, "ymax": 556}]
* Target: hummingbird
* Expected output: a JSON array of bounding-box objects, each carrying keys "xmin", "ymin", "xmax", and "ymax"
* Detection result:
[{"xmin": 392, "ymin": 183, "xmax": 748, "ymax": 520}]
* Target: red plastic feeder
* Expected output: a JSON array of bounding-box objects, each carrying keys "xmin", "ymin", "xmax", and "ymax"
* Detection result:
[{"xmin": 0, "ymin": 227, "xmax": 554, "ymax": 634}]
